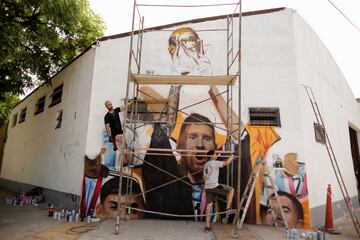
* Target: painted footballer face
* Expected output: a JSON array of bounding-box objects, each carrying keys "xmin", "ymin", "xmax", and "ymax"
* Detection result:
[
  {"xmin": 183, "ymin": 124, "xmax": 215, "ymax": 183},
  {"xmin": 95, "ymin": 194, "xmax": 144, "ymax": 219},
  {"xmin": 264, "ymin": 195, "xmax": 303, "ymax": 228}
]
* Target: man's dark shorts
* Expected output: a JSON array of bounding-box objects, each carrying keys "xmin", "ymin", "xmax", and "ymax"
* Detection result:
[{"xmin": 205, "ymin": 184, "xmax": 233, "ymax": 204}]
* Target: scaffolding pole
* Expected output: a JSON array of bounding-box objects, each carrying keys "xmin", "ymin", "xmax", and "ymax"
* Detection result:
[
  {"xmin": 233, "ymin": 0, "xmax": 242, "ymax": 238},
  {"xmin": 115, "ymin": 0, "xmax": 243, "ymax": 237}
]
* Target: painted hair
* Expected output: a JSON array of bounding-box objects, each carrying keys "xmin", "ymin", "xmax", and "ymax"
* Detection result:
[
  {"xmin": 168, "ymin": 27, "xmax": 201, "ymax": 58},
  {"xmin": 100, "ymin": 176, "xmax": 142, "ymax": 204},
  {"xmin": 176, "ymin": 113, "xmax": 216, "ymax": 150}
]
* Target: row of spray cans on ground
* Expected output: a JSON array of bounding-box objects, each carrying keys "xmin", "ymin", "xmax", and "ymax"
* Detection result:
[
  {"xmin": 50, "ymin": 206, "xmax": 80, "ymax": 223},
  {"xmin": 5, "ymin": 196, "xmax": 41, "ymax": 206},
  {"xmin": 285, "ymin": 228, "xmax": 326, "ymax": 240},
  {"xmin": 49, "ymin": 205, "xmax": 97, "ymax": 224}
]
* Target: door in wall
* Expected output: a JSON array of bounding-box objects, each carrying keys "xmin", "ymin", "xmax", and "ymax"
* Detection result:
[{"xmin": 349, "ymin": 126, "xmax": 360, "ymax": 204}]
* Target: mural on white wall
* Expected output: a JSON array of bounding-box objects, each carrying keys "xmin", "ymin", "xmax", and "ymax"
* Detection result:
[
  {"xmin": 260, "ymin": 152, "xmax": 310, "ymax": 228},
  {"xmin": 80, "ymin": 27, "xmax": 311, "ymax": 228}
]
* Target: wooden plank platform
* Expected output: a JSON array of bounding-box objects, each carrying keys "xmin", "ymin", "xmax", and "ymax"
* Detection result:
[{"xmin": 130, "ymin": 74, "xmax": 237, "ymax": 85}]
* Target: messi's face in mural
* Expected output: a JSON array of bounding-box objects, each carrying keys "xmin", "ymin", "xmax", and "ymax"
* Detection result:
[
  {"xmin": 184, "ymin": 124, "xmax": 215, "ymax": 180},
  {"xmin": 264, "ymin": 195, "xmax": 304, "ymax": 228},
  {"xmin": 95, "ymin": 194, "xmax": 144, "ymax": 219}
]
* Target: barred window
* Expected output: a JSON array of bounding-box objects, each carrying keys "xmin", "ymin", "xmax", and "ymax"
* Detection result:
[
  {"xmin": 19, "ymin": 108, "xmax": 27, "ymax": 123},
  {"xmin": 35, "ymin": 96, "xmax": 46, "ymax": 115},
  {"xmin": 249, "ymin": 108, "xmax": 281, "ymax": 126},
  {"xmin": 49, "ymin": 85, "xmax": 63, "ymax": 107}
]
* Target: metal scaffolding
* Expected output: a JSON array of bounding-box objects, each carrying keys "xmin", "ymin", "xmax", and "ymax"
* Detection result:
[{"xmin": 115, "ymin": 0, "xmax": 243, "ymax": 237}]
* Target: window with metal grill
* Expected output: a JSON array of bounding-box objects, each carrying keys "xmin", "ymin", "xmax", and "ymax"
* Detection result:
[
  {"xmin": 249, "ymin": 107, "xmax": 281, "ymax": 126},
  {"xmin": 19, "ymin": 108, "xmax": 27, "ymax": 123},
  {"xmin": 314, "ymin": 122, "xmax": 326, "ymax": 144},
  {"xmin": 35, "ymin": 96, "xmax": 46, "ymax": 115},
  {"xmin": 49, "ymin": 85, "xmax": 63, "ymax": 107}
]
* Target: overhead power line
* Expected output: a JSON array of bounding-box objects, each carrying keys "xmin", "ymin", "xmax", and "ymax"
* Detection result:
[
  {"xmin": 327, "ymin": 0, "xmax": 360, "ymax": 33},
  {"xmin": 137, "ymin": 3, "xmax": 239, "ymax": 8}
]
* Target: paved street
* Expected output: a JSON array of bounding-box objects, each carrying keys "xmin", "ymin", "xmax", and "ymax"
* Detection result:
[{"xmin": 1, "ymin": 187, "xmax": 359, "ymax": 240}]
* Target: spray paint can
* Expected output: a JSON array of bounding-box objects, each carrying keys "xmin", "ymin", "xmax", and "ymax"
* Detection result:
[
  {"xmin": 316, "ymin": 230, "xmax": 324, "ymax": 240},
  {"xmin": 87, "ymin": 215, "xmax": 91, "ymax": 224},
  {"xmin": 290, "ymin": 228, "xmax": 297, "ymax": 240},
  {"xmin": 316, "ymin": 231, "xmax": 320, "ymax": 240},
  {"xmin": 61, "ymin": 209, "xmax": 65, "ymax": 218},
  {"xmin": 75, "ymin": 213, "xmax": 79, "ymax": 222},
  {"xmin": 285, "ymin": 228, "xmax": 291, "ymax": 238},
  {"xmin": 53, "ymin": 212, "xmax": 57, "ymax": 219},
  {"xmin": 48, "ymin": 204, "xmax": 54, "ymax": 217}
]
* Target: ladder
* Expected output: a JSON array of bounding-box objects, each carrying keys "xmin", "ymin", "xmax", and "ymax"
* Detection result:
[
  {"xmin": 232, "ymin": 156, "xmax": 289, "ymax": 236},
  {"xmin": 303, "ymin": 85, "xmax": 360, "ymax": 237}
]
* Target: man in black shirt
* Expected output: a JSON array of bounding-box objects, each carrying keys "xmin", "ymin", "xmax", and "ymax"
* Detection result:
[{"xmin": 104, "ymin": 100, "xmax": 126, "ymax": 167}]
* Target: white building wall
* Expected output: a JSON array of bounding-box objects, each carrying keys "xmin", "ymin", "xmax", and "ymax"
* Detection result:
[
  {"xmin": 1, "ymin": 49, "xmax": 96, "ymax": 195},
  {"xmin": 293, "ymin": 11, "xmax": 360, "ymax": 208},
  {"xmin": 85, "ymin": 37, "xmax": 131, "ymax": 155},
  {"xmin": 241, "ymin": 10, "xmax": 305, "ymax": 154},
  {"xmin": 2, "ymin": 7, "xmax": 359, "ymax": 220}
]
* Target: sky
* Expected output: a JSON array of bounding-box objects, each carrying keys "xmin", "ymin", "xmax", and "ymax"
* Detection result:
[{"xmin": 89, "ymin": 0, "xmax": 360, "ymax": 98}]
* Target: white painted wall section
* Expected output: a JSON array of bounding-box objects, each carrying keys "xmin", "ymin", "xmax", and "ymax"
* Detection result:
[{"xmin": 1, "ymin": 49, "xmax": 96, "ymax": 195}]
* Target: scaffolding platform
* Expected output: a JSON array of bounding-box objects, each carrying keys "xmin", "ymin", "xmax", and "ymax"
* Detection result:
[{"xmin": 130, "ymin": 74, "xmax": 237, "ymax": 85}]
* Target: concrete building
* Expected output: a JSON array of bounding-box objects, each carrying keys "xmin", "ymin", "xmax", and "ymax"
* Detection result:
[{"xmin": 1, "ymin": 8, "xmax": 359, "ymax": 228}]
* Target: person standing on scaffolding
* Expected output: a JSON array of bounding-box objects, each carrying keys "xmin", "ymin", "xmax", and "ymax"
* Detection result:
[
  {"xmin": 203, "ymin": 150, "xmax": 234, "ymax": 231},
  {"xmin": 104, "ymin": 100, "xmax": 126, "ymax": 168}
]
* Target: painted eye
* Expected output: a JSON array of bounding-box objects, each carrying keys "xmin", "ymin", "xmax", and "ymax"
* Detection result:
[
  {"xmin": 266, "ymin": 209, "xmax": 272, "ymax": 215},
  {"xmin": 188, "ymin": 135, "xmax": 196, "ymax": 140},
  {"xmin": 283, "ymin": 209, "xmax": 290, "ymax": 214},
  {"xmin": 109, "ymin": 201, "xmax": 118, "ymax": 211}
]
